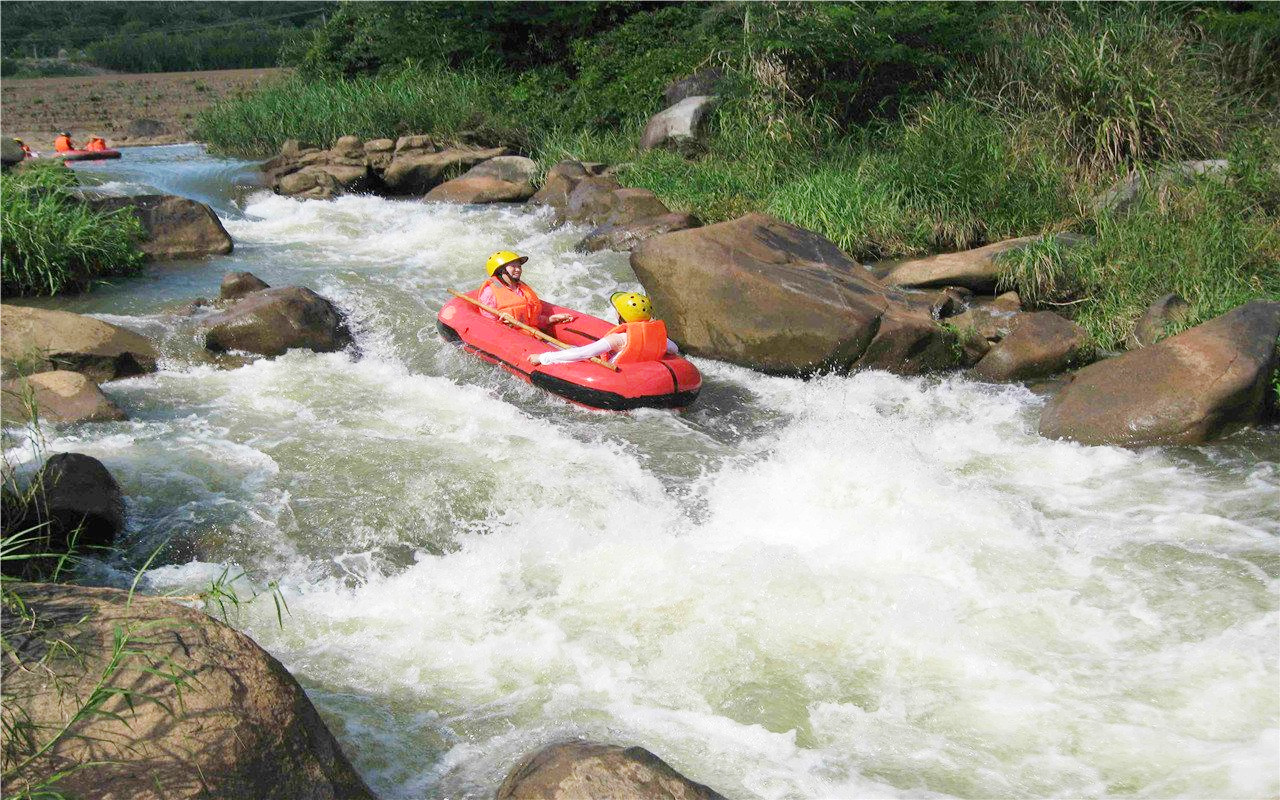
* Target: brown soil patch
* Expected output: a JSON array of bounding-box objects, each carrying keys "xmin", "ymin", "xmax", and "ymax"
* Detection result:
[{"xmin": 1, "ymin": 67, "xmax": 289, "ymax": 149}]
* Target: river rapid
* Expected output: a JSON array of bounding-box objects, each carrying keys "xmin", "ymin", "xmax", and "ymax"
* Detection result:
[{"xmin": 6, "ymin": 145, "xmax": 1278, "ymax": 799}]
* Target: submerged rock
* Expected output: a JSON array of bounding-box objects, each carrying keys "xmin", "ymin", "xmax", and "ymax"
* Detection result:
[
  {"xmin": 1040, "ymin": 300, "xmax": 1280, "ymax": 446},
  {"xmin": 1, "ymin": 370, "xmax": 127, "ymax": 424},
  {"xmin": 1, "ymin": 582, "xmax": 376, "ymax": 800},
  {"xmin": 220, "ymin": 271, "xmax": 271, "ymax": 301},
  {"xmin": 497, "ymin": 741, "xmax": 725, "ymax": 800},
  {"xmin": 88, "ymin": 194, "xmax": 234, "ymax": 261},
  {"xmin": 202, "ymin": 287, "xmax": 352, "ymax": 357},
  {"xmin": 630, "ymin": 213, "xmax": 957, "ymax": 375},
  {"xmin": 1, "ymin": 305, "xmax": 158, "ymax": 383}
]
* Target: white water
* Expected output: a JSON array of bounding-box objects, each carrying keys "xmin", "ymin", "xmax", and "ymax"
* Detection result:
[{"xmin": 8, "ymin": 147, "xmax": 1278, "ymax": 799}]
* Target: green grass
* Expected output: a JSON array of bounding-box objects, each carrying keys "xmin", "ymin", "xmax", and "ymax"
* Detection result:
[{"xmin": 0, "ymin": 163, "xmax": 145, "ymax": 297}]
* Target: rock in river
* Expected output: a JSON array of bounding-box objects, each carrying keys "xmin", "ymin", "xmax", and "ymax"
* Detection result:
[
  {"xmin": 1, "ymin": 582, "xmax": 376, "ymax": 800},
  {"xmin": 630, "ymin": 213, "xmax": 958, "ymax": 376},
  {"xmin": 1, "ymin": 370, "xmax": 127, "ymax": 424},
  {"xmin": 87, "ymin": 194, "xmax": 233, "ymax": 261},
  {"xmin": 1, "ymin": 305, "xmax": 158, "ymax": 383},
  {"xmin": 498, "ymin": 740, "xmax": 725, "ymax": 800},
  {"xmin": 1039, "ymin": 300, "xmax": 1280, "ymax": 446},
  {"xmin": 202, "ymin": 287, "xmax": 353, "ymax": 357}
]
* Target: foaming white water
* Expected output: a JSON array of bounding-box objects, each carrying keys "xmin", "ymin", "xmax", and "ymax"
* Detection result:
[{"xmin": 15, "ymin": 150, "xmax": 1279, "ymax": 799}]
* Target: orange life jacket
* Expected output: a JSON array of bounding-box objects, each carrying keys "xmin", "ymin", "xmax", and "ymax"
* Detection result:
[
  {"xmin": 54, "ymin": 135, "xmax": 74, "ymax": 152},
  {"xmin": 19, "ymin": 144, "xmax": 31, "ymax": 155},
  {"xmin": 86, "ymin": 137, "xmax": 107, "ymax": 151},
  {"xmin": 483, "ymin": 277, "xmax": 543, "ymax": 327},
  {"xmin": 605, "ymin": 320, "xmax": 668, "ymax": 364}
]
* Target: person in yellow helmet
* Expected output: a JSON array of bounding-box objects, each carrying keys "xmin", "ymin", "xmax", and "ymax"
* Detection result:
[
  {"xmin": 529, "ymin": 291, "xmax": 679, "ymax": 366},
  {"xmin": 478, "ymin": 250, "xmax": 574, "ymax": 331}
]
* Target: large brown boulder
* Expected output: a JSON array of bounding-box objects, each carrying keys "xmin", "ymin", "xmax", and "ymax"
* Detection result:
[
  {"xmin": 1, "ymin": 305, "xmax": 158, "ymax": 382},
  {"xmin": 497, "ymin": 741, "xmax": 724, "ymax": 800},
  {"xmin": 2, "ymin": 370, "xmax": 127, "ymax": 424},
  {"xmin": 884, "ymin": 233, "xmax": 1090, "ymax": 293},
  {"xmin": 1040, "ymin": 300, "xmax": 1280, "ymax": 446},
  {"xmin": 1, "ymin": 583, "xmax": 376, "ymax": 800},
  {"xmin": 382, "ymin": 146, "xmax": 508, "ymax": 195},
  {"xmin": 630, "ymin": 213, "xmax": 957, "ymax": 375},
  {"xmin": 276, "ymin": 164, "xmax": 374, "ymax": 200},
  {"xmin": 202, "ymin": 287, "xmax": 352, "ymax": 357},
  {"xmin": 88, "ymin": 195, "xmax": 233, "ymax": 261},
  {"xmin": 577, "ymin": 212, "xmax": 701, "ymax": 253},
  {"xmin": 424, "ymin": 155, "xmax": 539, "ymax": 204},
  {"xmin": 972, "ymin": 311, "xmax": 1090, "ymax": 382}
]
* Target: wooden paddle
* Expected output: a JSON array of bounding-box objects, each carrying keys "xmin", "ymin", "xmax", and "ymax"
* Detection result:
[{"xmin": 447, "ymin": 289, "xmax": 619, "ymax": 372}]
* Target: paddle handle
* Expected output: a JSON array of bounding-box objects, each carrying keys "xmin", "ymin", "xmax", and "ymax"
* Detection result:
[{"xmin": 447, "ymin": 289, "xmax": 619, "ymax": 372}]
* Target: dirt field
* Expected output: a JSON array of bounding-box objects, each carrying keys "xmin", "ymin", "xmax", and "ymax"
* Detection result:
[{"xmin": 1, "ymin": 67, "xmax": 288, "ymax": 149}]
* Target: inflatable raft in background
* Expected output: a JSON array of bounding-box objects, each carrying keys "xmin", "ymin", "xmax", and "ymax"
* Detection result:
[
  {"xmin": 438, "ymin": 290, "xmax": 702, "ymax": 410},
  {"xmin": 59, "ymin": 149, "xmax": 122, "ymax": 161}
]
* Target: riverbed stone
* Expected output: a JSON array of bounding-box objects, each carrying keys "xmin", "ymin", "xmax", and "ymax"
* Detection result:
[
  {"xmin": 424, "ymin": 155, "xmax": 539, "ymax": 203},
  {"xmin": 88, "ymin": 194, "xmax": 234, "ymax": 261},
  {"xmin": 1, "ymin": 371, "xmax": 127, "ymax": 425},
  {"xmin": 382, "ymin": 146, "xmax": 508, "ymax": 195},
  {"xmin": 1, "ymin": 305, "xmax": 158, "ymax": 382},
  {"xmin": 30, "ymin": 452, "xmax": 125, "ymax": 553},
  {"xmin": 577, "ymin": 212, "xmax": 701, "ymax": 253},
  {"xmin": 883, "ymin": 233, "xmax": 1090, "ymax": 293},
  {"xmin": 560, "ymin": 176, "xmax": 625, "ymax": 225},
  {"xmin": 1039, "ymin": 300, "xmax": 1280, "ymax": 446},
  {"xmin": 1127, "ymin": 292, "xmax": 1192, "ymax": 349},
  {"xmin": 202, "ymin": 287, "xmax": 352, "ymax": 357},
  {"xmin": 220, "ymin": 271, "xmax": 271, "ymax": 301},
  {"xmin": 497, "ymin": 741, "xmax": 725, "ymax": 800},
  {"xmin": 972, "ymin": 311, "xmax": 1090, "ymax": 382},
  {"xmin": 0, "ymin": 582, "xmax": 377, "ymax": 800},
  {"xmin": 529, "ymin": 160, "xmax": 611, "ymax": 212},
  {"xmin": 630, "ymin": 213, "xmax": 957, "ymax": 375},
  {"xmin": 640, "ymin": 95, "xmax": 718, "ymax": 154}
]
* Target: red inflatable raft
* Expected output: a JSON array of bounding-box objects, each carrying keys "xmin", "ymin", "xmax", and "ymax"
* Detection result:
[
  {"xmin": 59, "ymin": 149, "xmax": 122, "ymax": 161},
  {"xmin": 438, "ymin": 289, "xmax": 701, "ymax": 410}
]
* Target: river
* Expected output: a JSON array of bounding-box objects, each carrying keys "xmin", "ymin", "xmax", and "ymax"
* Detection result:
[{"xmin": 6, "ymin": 145, "xmax": 1278, "ymax": 799}]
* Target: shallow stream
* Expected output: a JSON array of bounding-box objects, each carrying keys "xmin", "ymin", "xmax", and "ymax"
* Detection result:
[{"xmin": 6, "ymin": 145, "xmax": 1278, "ymax": 799}]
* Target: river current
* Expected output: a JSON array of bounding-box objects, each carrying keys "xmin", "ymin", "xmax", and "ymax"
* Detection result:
[{"xmin": 6, "ymin": 145, "xmax": 1278, "ymax": 799}]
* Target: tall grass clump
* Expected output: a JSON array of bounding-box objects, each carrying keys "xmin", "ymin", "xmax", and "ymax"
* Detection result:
[
  {"xmin": 196, "ymin": 64, "xmax": 561, "ymax": 157},
  {"xmin": 998, "ymin": 132, "xmax": 1280, "ymax": 348},
  {"xmin": 983, "ymin": 5, "xmax": 1235, "ymax": 173},
  {"xmin": 1, "ymin": 164, "xmax": 144, "ymax": 297}
]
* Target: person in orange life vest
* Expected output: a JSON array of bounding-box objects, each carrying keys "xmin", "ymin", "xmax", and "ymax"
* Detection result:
[
  {"xmin": 477, "ymin": 250, "xmax": 573, "ymax": 331},
  {"xmin": 85, "ymin": 136, "xmax": 108, "ymax": 151},
  {"xmin": 15, "ymin": 139, "xmax": 32, "ymax": 157},
  {"xmin": 54, "ymin": 131, "xmax": 77, "ymax": 152},
  {"xmin": 528, "ymin": 291, "xmax": 678, "ymax": 366}
]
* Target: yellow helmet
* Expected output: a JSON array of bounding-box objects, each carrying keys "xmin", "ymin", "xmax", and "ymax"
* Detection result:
[
  {"xmin": 485, "ymin": 250, "xmax": 527, "ymax": 276},
  {"xmin": 610, "ymin": 291, "xmax": 653, "ymax": 323}
]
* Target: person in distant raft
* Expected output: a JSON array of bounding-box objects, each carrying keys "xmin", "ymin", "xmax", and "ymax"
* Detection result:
[
  {"xmin": 85, "ymin": 136, "xmax": 109, "ymax": 151},
  {"xmin": 53, "ymin": 131, "xmax": 76, "ymax": 152},
  {"xmin": 478, "ymin": 250, "xmax": 574, "ymax": 331},
  {"xmin": 528, "ymin": 291, "xmax": 679, "ymax": 366}
]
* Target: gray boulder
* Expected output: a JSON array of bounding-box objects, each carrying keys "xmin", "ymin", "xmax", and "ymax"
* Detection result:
[
  {"xmin": 202, "ymin": 287, "xmax": 352, "ymax": 357},
  {"xmin": 88, "ymin": 194, "xmax": 233, "ymax": 261},
  {"xmin": 497, "ymin": 741, "xmax": 724, "ymax": 800},
  {"xmin": 640, "ymin": 95, "xmax": 718, "ymax": 154},
  {"xmin": 1040, "ymin": 300, "xmax": 1280, "ymax": 446},
  {"xmin": 528, "ymin": 160, "xmax": 611, "ymax": 212},
  {"xmin": 630, "ymin": 213, "xmax": 958, "ymax": 375},
  {"xmin": 664, "ymin": 68, "xmax": 725, "ymax": 106},
  {"xmin": 424, "ymin": 155, "xmax": 539, "ymax": 203},
  {"xmin": 560, "ymin": 176, "xmax": 625, "ymax": 225},
  {"xmin": 1, "ymin": 305, "xmax": 158, "ymax": 382}
]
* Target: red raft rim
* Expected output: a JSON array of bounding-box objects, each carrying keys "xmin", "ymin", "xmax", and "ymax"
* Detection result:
[
  {"xmin": 58, "ymin": 149, "xmax": 122, "ymax": 161},
  {"xmin": 437, "ymin": 290, "xmax": 702, "ymax": 411}
]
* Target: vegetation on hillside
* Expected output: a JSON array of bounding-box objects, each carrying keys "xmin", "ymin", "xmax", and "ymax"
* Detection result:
[
  {"xmin": 0, "ymin": 162, "xmax": 145, "ymax": 297},
  {"xmin": 194, "ymin": 2, "xmax": 1278, "ymax": 349}
]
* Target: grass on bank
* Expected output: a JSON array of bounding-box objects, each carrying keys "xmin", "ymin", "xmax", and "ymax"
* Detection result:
[{"xmin": 0, "ymin": 163, "xmax": 145, "ymax": 297}]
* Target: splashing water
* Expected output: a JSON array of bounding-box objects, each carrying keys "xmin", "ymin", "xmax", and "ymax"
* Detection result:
[{"xmin": 9, "ymin": 147, "xmax": 1278, "ymax": 799}]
